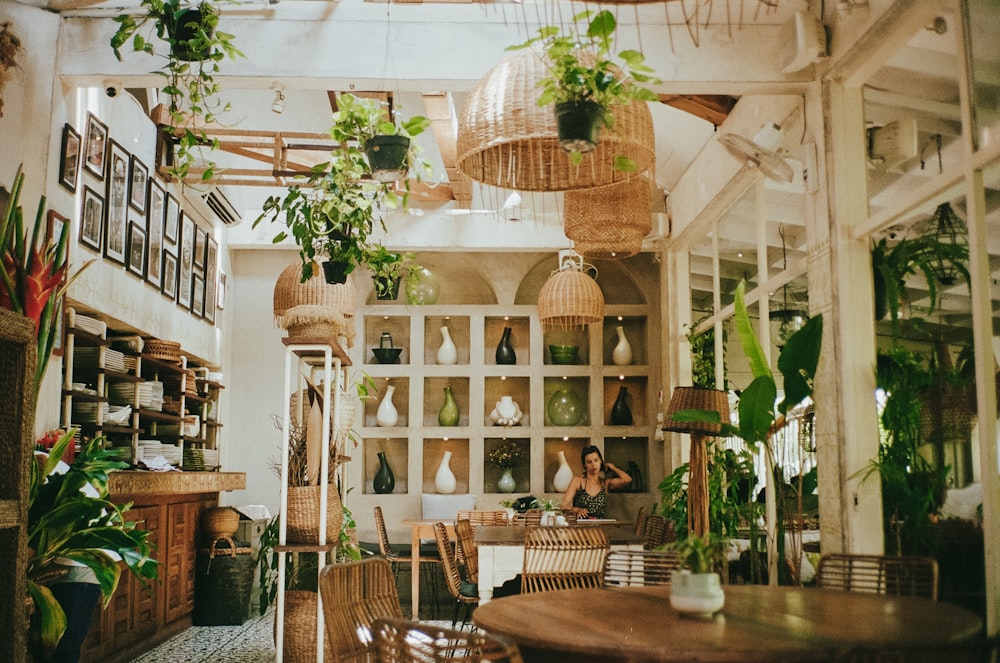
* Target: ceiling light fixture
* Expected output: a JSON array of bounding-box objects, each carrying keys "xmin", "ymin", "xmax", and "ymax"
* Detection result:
[
  {"xmin": 271, "ymin": 88, "xmax": 285, "ymax": 114},
  {"xmin": 921, "ymin": 202, "xmax": 968, "ymax": 286},
  {"xmin": 537, "ymin": 250, "xmax": 604, "ymax": 331}
]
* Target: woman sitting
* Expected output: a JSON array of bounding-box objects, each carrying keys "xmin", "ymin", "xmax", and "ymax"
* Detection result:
[{"xmin": 560, "ymin": 445, "xmax": 631, "ymax": 519}]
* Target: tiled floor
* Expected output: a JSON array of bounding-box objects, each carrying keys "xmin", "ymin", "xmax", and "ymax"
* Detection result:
[{"xmin": 130, "ymin": 609, "xmax": 278, "ymax": 662}]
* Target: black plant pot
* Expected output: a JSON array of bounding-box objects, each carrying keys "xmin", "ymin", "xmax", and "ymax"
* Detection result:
[
  {"xmin": 321, "ymin": 260, "xmax": 351, "ymax": 284},
  {"xmin": 373, "ymin": 276, "xmax": 400, "ymax": 301},
  {"xmin": 168, "ymin": 8, "xmax": 214, "ymax": 62},
  {"xmin": 364, "ymin": 135, "xmax": 410, "ymax": 183},
  {"xmin": 554, "ymin": 100, "xmax": 603, "ymax": 154}
]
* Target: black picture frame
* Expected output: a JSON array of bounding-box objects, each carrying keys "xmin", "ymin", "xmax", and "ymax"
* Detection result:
[
  {"xmin": 191, "ymin": 273, "xmax": 205, "ymax": 318},
  {"xmin": 162, "ymin": 252, "xmax": 178, "ymax": 302},
  {"xmin": 103, "ymin": 140, "xmax": 129, "ymax": 265},
  {"xmin": 193, "ymin": 227, "xmax": 206, "ymax": 269},
  {"xmin": 146, "ymin": 180, "xmax": 166, "ymax": 288},
  {"xmin": 178, "ymin": 213, "xmax": 195, "ymax": 310},
  {"xmin": 203, "ymin": 235, "xmax": 218, "ymax": 324},
  {"xmin": 126, "ymin": 221, "xmax": 147, "ymax": 277},
  {"xmin": 80, "ymin": 186, "xmax": 104, "ymax": 253},
  {"xmin": 59, "ymin": 124, "xmax": 81, "ymax": 192},
  {"xmin": 83, "ymin": 113, "xmax": 108, "ymax": 179},
  {"xmin": 164, "ymin": 194, "xmax": 180, "ymax": 244},
  {"xmin": 129, "ymin": 156, "xmax": 148, "ymax": 213}
]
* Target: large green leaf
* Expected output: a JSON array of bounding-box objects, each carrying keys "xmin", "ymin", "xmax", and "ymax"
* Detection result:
[
  {"xmin": 733, "ymin": 282, "xmax": 769, "ymax": 379},
  {"xmin": 738, "ymin": 376, "xmax": 777, "ymax": 445},
  {"xmin": 777, "ymin": 314, "xmax": 823, "ymax": 415}
]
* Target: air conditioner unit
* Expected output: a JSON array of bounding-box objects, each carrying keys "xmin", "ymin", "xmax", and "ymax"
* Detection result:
[
  {"xmin": 777, "ymin": 11, "xmax": 828, "ymax": 74},
  {"xmin": 181, "ymin": 185, "xmax": 242, "ymax": 227}
]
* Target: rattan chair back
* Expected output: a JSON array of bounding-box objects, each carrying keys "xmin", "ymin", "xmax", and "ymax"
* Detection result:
[
  {"xmin": 815, "ymin": 553, "xmax": 939, "ymax": 601},
  {"xmin": 511, "ymin": 509, "xmax": 544, "ymax": 526},
  {"xmin": 454, "ymin": 519, "xmax": 479, "ymax": 584},
  {"xmin": 521, "ymin": 526, "xmax": 609, "ymax": 594},
  {"xmin": 603, "ymin": 549, "xmax": 682, "ymax": 587},
  {"xmin": 457, "ymin": 510, "xmax": 509, "ymax": 526},
  {"xmin": 634, "ymin": 504, "xmax": 651, "ymax": 536},
  {"xmin": 641, "ymin": 514, "xmax": 675, "ymax": 550},
  {"xmin": 371, "ymin": 617, "xmax": 524, "ymax": 663},
  {"xmin": 433, "ymin": 522, "xmax": 479, "ymax": 627},
  {"xmin": 318, "ymin": 558, "xmax": 403, "ymax": 663},
  {"xmin": 374, "ymin": 505, "xmax": 401, "ymax": 561}
]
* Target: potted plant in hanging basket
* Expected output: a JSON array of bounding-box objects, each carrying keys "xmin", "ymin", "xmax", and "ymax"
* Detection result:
[
  {"xmin": 508, "ymin": 9, "xmax": 661, "ymax": 165},
  {"xmin": 364, "ymin": 245, "xmax": 423, "ymax": 301},
  {"xmin": 110, "ymin": 0, "xmax": 243, "ymax": 181},
  {"xmin": 667, "ymin": 533, "xmax": 727, "ymax": 619},
  {"xmin": 329, "ymin": 92, "xmax": 431, "ymax": 184}
]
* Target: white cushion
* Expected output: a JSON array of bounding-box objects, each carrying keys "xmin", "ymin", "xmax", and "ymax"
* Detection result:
[{"xmin": 421, "ymin": 493, "xmax": 478, "ymax": 520}]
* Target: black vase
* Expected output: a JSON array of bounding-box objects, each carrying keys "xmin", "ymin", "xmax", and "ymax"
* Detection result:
[
  {"xmin": 373, "ymin": 451, "xmax": 395, "ymax": 494},
  {"xmin": 495, "ymin": 326, "xmax": 516, "ymax": 365},
  {"xmin": 610, "ymin": 386, "xmax": 633, "ymax": 425}
]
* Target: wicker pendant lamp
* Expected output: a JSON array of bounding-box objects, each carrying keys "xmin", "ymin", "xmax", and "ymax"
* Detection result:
[
  {"xmin": 273, "ymin": 261, "xmax": 356, "ymax": 347},
  {"xmin": 564, "ymin": 176, "xmax": 652, "ymax": 259},
  {"xmin": 537, "ymin": 250, "xmax": 605, "ymax": 331},
  {"xmin": 663, "ymin": 386, "xmax": 730, "ymax": 538},
  {"xmin": 456, "ymin": 49, "xmax": 655, "ymax": 193}
]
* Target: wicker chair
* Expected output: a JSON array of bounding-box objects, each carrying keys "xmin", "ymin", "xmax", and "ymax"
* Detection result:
[
  {"xmin": 453, "ymin": 519, "xmax": 479, "ymax": 585},
  {"xmin": 318, "ymin": 557, "xmax": 403, "ymax": 663},
  {"xmin": 456, "ymin": 510, "xmax": 509, "ymax": 526},
  {"xmin": 521, "ymin": 526, "xmax": 609, "ymax": 594},
  {"xmin": 371, "ymin": 616, "xmax": 524, "ymax": 663},
  {"xmin": 641, "ymin": 514, "xmax": 675, "ymax": 550},
  {"xmin": 511, "ymin": 509, "xmax": 543, "ymax": 526},
  {"xmin": 815, "ymin": 553, "xmax": 939, "ymax": 601},
  {"xmin": 373, "ymin": 506, "xmax": 440, "ymax": 614},
  {"xmin": 433, "ymin": 521, "xmax": 479, "ymax": 628},
  {"xmin": 633, "ymin": 504, "xmax": 652, "ymax": 536},
  {"xmin": 603, "ymin": 549, "xmax": 682, "ymax": 587}
]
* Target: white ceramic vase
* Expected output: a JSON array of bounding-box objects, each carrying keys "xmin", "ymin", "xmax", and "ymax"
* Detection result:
[
  {"xmin": 612, "ymin": 325, "xmax": 633, "ymax": 366},
  {"xmin": 434, "ymin": 450, "xmax": 457, "ymax": 494},
  {"xmin": 376, "ymin": 384, "xmax": 398, "ymax": 427},
  {"xmin": 553, "ymin": 450, "xmax": 574, "ymax": 492},
  {"xmin": 436, "ymin": 325, "xmax": 458, "ymax": 365},
  {"xmin": 497, "ymin": 468, "xmax": 516, "ymax": 493},
  {"xmin": 670, "ymin": 571, "xmax": 725, "ymax": 618},
  {"xmin": 489, "ymin": 395, "xmax": 523, "ymax": 426}
]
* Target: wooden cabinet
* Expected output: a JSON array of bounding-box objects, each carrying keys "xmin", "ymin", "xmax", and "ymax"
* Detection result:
[{"xmin": 164, "ymin": 500, "xmax": 199, "ymax": 624}]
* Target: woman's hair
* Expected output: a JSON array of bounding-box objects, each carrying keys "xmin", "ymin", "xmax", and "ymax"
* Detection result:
[{"xmin": 580, "ymin": 445, "xmax": 603, "ymax": 468}]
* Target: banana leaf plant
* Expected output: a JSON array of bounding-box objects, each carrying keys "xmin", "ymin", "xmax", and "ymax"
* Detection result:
[
  {"xmin": 27, "ymin": 430, "xmax": 158, "ymax": 659},
  {"xmin": 1, "ymin": 165, "xmax": 93, "ymax": 395}
]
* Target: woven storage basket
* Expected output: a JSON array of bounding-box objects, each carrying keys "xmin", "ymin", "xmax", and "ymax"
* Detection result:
[
  {"xmin": 202, "ymin": 507, "xmax": 240, "ymax": 540},
  {"xmin": 457, "ymin": 48, "xmax": 654, "ymax": 192},
  {"xmin": 274, "ymin": 262, "xmax": 356, "ymax": 347},
  {"xmin": 193, "ymin": 538, "xmax": 253, "ymax": 626},
  {"xmin": 278, "ymin": 591, "xmax": 333, "ymax": 663},
  {"xmin": 286, "ymin": 484, "xmax": 344, "ymax": 545},
  {"xmin": 565, "ymin": 176, "xmax": 652, "ymax": 260},
  {"xmin": 537, "ymin": 268, "xmax": 605, "ymax": 331},
  {"xmin": 143, "ymin": 339, "xmax": 182, "ymax": 363}
]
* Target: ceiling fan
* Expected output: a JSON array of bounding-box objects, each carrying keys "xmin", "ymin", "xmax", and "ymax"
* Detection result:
[
  {"xmin": 446, "ymin": 192, "xmax": 522, "ymax": 219},
  {"xmin": 718, "ymin": 123, "xmax": 794, "ymax": 184}
]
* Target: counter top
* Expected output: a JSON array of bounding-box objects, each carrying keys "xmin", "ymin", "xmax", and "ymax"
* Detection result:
[{"xmin": 108, "ymin": 470, "xmax": 246, "ymax": 496}]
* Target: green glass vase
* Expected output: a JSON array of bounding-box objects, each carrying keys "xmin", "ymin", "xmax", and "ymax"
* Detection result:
[{"xmin": 438, "ymin": 386, "xmax": 460, "ymax": 426}]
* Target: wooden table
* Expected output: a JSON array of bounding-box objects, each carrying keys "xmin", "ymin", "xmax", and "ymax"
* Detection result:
[
  {"xmin": 475, "ymin": 524, "xmax": 643, "ymax": 604},
  {"xmin": 400, "ymin": 519, "xmax": 454, "ymax": 619},
  {"xmin": 473, "ymin": 585, "xmax": 984, "ymax": 663}
]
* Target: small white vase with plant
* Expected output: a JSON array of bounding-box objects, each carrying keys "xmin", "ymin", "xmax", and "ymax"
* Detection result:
[{"xmin": 668, "ymin": 533, "xmax": 727, "ymax": 618}]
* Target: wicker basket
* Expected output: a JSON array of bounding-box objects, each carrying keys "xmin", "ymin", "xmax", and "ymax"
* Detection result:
[
  {"xmin": 286, "ymin": 485, "xmax": 344, "ymax": 545},
  {"xmin": 273, "ymin": 262, "xmax": 356, "ymax": 343},
  {"xmin": 193, "ymin": 538, "xmax": 254, "ymax": 626},
  {"xmin": 278, "ymin": 591, "xmax": 333, "ymax": 663},
  {"xmin": 143, "ymin": 339, "xmax": 182, "ymax": 363},
  {"xmin": 564, "ymin": 176, "xmax": 652, "ymax": 260},
  {"xmin": 202, "ymin": 507, "xmax": 240, "ymax": 540}
]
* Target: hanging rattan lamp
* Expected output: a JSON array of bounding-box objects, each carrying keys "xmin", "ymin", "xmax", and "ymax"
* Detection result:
[
  {"xmin": 456, "ymin": 48, "xmax": 655, "ymax": 193},
  {"xmin": 564, "ymin": 176, "xmax": 652, "ymax": 260},
  {"xmin": 537, "ymin": 250, "xmax": 605, "ymax": 331},
  {"xmin": 273, "ymin": 261, "xmax": 357, "ymax": 346}
]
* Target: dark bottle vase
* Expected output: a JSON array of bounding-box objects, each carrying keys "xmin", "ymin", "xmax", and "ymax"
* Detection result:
[
  {"xmin": 610, "ymin": 386, "xmax": 633, "ymax": 425},
  {"xmin": 373, "ymin": 451, "xmax": 395, "ymax": 494},
  {"xmin": 495, "ymin": 326, "xmax": 516, "ymax": 364}
]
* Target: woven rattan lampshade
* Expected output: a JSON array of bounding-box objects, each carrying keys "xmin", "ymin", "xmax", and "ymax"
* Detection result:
[
  {"xmin": 537, "ymin": 250, "xmax": 605, "ymax": 330},
  {"xmin": 564, "ymin": 176, "xmax": 651, "ymax": 259},
  {"xmin": 457, "ymin": 49, "xmax": 655, "ymax": 192},
  {"xmin": 662, "ymin": 386, "xmax": 731, "ymax": 436},
  {"xmin": 273, "ymin": 262, "xmax": 356, "ymax": 346}
]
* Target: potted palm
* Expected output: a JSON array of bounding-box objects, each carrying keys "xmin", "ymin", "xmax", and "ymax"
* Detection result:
[
  {"xmin": 508, "ymin": 10, "xmax": 660, "ymax": 165},
  {"xmin": 110, "ymin": 0, "xmax": 243, "ymax": 181},
  {"xmin": 668, "ymin": 533, "xmax": 727, "ymax": 618}
]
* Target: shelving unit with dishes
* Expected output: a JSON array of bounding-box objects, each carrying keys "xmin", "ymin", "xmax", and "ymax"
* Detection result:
[
  {"xmin": 348, "ymin": 254, "xmax": 662, "ymax": 523},
  {"xmin": 61, "ymin": 308, "xmax": 224, "ymax": 471}
]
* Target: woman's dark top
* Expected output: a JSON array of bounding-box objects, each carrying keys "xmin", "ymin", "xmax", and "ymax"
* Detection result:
[{"xmin": 573, "ymin": 481, "xmax": 607, "ymax": 518}]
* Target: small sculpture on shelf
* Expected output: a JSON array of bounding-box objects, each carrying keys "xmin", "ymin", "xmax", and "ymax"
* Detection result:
[{"xmin": 489, "ymin": 395, "xmax": 523, "ymax": 426}]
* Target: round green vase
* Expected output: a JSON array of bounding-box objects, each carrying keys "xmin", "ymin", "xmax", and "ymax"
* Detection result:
[{"xmin": 547, "ymin": 388, "xmax": 585, "ymax": 426}]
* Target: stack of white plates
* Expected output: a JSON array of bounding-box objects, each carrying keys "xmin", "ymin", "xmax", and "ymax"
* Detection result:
[
  {"xmin": 160, "ymin": 444, "xmax": 183, "ymax": 465},
  {"xmin": 106, "ymin": 404, "xmax": 132, "ymax": 425},
  {"xmin": 137, "ymin": 440, "xmax": 161, "ymax": 461},
  {"xmin": 74, "ymin": 314, "xmax": 106, "ymax": 337},
  {"xmin": 202, "ymin": 448, "xmax": 219, "ymax": 469},
  {"xmin": 103, "ymin": 348, "xmax": 126, "ymax": 372},
  {"xmin": 72, "ymin": 402, "xmax": 108, "ymax": 423},
  {"xmin": 108, "ymin": 383, "xmax": 136, "ymax": 405},
  {"xmin": 138, "ymin": 382, "xmax": 164, "ymax": 410}
]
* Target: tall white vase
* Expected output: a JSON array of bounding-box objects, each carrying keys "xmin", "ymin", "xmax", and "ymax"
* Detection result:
[
  {"xmin": 435, "ymin": 450, "xmax": 457, "ymax": 494},
  {"xmin": 553, "ymin": 450, "xmax": 574, "ymax": 492},
  {"xmin": 376, "ymin": 384, "xmax": 398, "ymax": 427},
  {"xmin": 436, "ymin": 326, "xmax": 458, "ymax": 365},
  {"xmin": 612, "ymin": 325, "xmax": 633, "ymax": 366}
]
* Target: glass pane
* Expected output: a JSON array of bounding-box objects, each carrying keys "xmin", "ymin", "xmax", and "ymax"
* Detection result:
[
  {"xmin": 984, "ymin": 159, "xmax": 1000, "ymax": 480},
  {"xmin": 863, "ymin": 8, "xmax": 962, "ymax": 215},
  {"xmin": 718, "ymin": 186, "xmax": 758, "ymax": 309},
  {"xmin": 689, "ymin": 230, "xmax": 716, "ymax": 320},
  {"xmin": 969, "ymin": 0, "xmax": 1000, "ymax": 150}
]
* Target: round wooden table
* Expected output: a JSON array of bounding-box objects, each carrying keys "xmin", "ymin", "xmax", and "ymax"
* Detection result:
[{"xmin": 472, "ymin": 585, "xmax": 984, "ymax": 662}]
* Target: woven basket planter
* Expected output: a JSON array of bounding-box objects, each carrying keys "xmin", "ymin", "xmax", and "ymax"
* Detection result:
[
  {"xmin": 277, "ymin": 591, "xmax": 333, "ymax": 663},
  {"xmin": 564, "ymin": 176, "xmax": 652, "ymax": 260},
  {"xmin": 286, "ymin": 484, "xmax": 343, "ymax": 545},
  {"xmin": 457, "ymin": 48, "xmax": 654, "ymax": 192},
  {"xmin": 273, "ymin": 262, "xmax": 356, "ymax": 347},
  {"xmin": 201, "ymin": 507, "xmax": 240, "ymax": 540},
  {"xmin": 193, "ymin": 539, "xmax": 253, "ymax": 626},
  {"xmin": 143, "ymin": 339, "xmax": 182, "ymax": 363}
]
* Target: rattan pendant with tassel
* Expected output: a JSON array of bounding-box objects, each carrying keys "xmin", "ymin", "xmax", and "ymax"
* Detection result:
[
  {"xmin": 456, "ymin": 49, "xmax": 655, "ymax": 193},
  {"xmin": 564, "ymin": 176, "xmax": 652, "ymax": 259},
  {"xmin": 537, "ymin": 250, "xmax": 605, "ymax": 331},
  {"xmin": 273, "ymin": 262, "xmax": 357, "ymax": 347}
]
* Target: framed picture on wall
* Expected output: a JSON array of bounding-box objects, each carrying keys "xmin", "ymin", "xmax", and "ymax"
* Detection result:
[
  {"xmin": 103, "ymin": 140, "xmax": 129, "ymax": 265},
  {"xmin": 126, "ymin": 221, "xmax": 147, "ymax": 277},
  {"xmin": 191, "ymin": 273, "xmax": 205, "ymax": 318},
  {"xmin": 203, "ymin": 236, "xmax": 218, "ymax": 324},
  {"xmin": 162, "ymin": 251, "xmax": 178, "ymax": 302},
  {"xmin": 164, "ymin": 194, "xmax": 180, "ymax": 244},
  {"xmin": 80, "ymin": 186, "xmax": 103, "ymax": 253},
  {"xmin": 217, "ymin": 271, "xmax": 226, "ymax": 310},
  {"xmin": 47, "ymin": 209, "xmax": 68, "ymax": 252},
  {"xmin": 146, "ymin": 179, "xmax": 165, "ymax": 288},
  {"xmin": 129, "ymin": 156, "xmax": 148, "ymax": 213},
  {"xmin": 59, "ymin": 124, "xmax": 81, "ymax": 192},
  {"xmin": 193, "ymin": 228, "xmax": 206, "ymax": 269},
  {"xmin": 178, "ymin": 213, "xmax": 195, "ymax": 310},
  {"xmin": 83, "ymin": 113, "xmax": 108, "ymax": 179}
]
